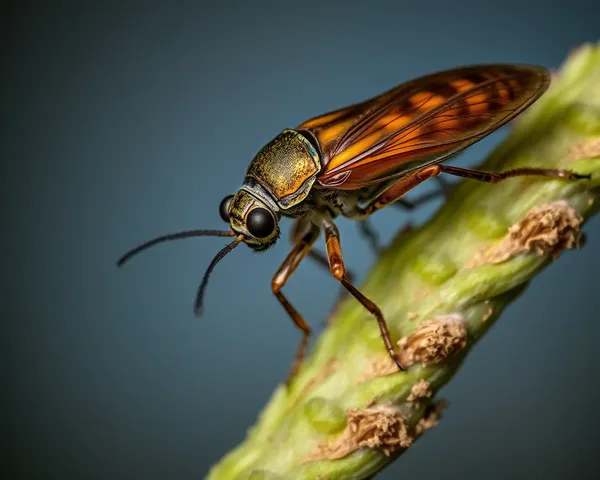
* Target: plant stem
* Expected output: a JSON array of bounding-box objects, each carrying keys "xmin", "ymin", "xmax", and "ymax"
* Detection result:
[{"xmin": 207, "ymin": 43, "xmax": 600, "ymax": 480}]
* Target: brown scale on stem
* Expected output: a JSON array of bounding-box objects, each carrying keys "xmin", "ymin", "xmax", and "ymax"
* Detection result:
[
  {"xmin": 467, "ymin": 200, "xmax": 584, "ymax": 267},
  {"xmin": 398, "ymin": 314, "xmax": 468, "ymax": 368},
  {"xmin": 304, "ymin": 405, "xmax": 414, "ymax": 462},
  {"xmin": 360, "ymin": 314, "xmax": 468, "ymax": 380}
]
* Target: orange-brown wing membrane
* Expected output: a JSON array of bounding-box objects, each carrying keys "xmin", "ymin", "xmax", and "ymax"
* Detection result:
[{"xmin": 297, "ymin": 65, "xmax": 549, "ymax": 190}]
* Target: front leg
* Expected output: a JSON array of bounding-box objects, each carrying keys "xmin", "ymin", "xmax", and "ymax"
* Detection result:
[
  {"xmin": 272, "ymin": 222, "xmax": 320, "ymax": 384},
  {"xmin": 322, "ymin": 217, "xmax": 403, "ymax": 371},
  {"xmin": 290, "ymin": 219, "xmax": 355, "ymax": 322}
]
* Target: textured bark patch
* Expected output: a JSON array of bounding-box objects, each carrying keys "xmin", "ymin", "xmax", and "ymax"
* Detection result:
[
  {"xmin": 407, "ymin": 379, "xmax": 432, "ymax": 407},
  {"xmin": 415, "ymin": 399, "xmax": 448, "ymax": 436},
  {"xmin": 304, "ymin": 405, "xmax": 413, "ymax": 462},
  {"xmin": 398, "ymin": 314, "xmax": 468, "ymax": 368},
  {"xmin": 467, "ymin": 201, "xmax": 584, "ymax": 267},
  {"xmin": 360, "ymin": 314, "xmax": 467, "ymax": 379}
]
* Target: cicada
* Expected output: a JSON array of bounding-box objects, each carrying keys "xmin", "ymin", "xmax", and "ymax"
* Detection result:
[{"xmin": 118, "ymin": 64, "xmax": 588, "ymax": 381}]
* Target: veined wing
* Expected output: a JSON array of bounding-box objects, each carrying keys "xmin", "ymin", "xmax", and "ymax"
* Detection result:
[{"xmin": 297, "ymin": 65, "xmax": 549, "ymax": 190}]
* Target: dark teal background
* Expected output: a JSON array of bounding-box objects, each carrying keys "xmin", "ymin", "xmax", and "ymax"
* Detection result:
[{"xmin": 4, "ymin": 2, "xmax": 599, "ymax": 479}]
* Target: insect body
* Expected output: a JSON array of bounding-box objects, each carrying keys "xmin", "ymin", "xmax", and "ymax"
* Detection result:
[{"xmin": 118, "ymin": 64, "xmax": 589, "ymax": 382}]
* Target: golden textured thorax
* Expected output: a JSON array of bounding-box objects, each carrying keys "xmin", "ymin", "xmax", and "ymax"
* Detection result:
[{"xmin": 245, "ymin": 129, "xmax": 321, "ymax": 209}]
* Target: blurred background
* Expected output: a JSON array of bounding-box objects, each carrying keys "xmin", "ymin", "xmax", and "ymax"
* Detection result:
[{"xmin": 3, "ymin": 1, "xmax": 599, "ymax": 479}]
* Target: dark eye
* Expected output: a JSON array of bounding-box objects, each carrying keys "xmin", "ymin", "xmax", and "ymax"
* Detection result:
[
  {"xmin": 246, "ymin": 208, "xmax": 275, "ymax": 238},
  {"xmin": 219, "ymin": 195, "xmax": 234, "ymax": 223}
]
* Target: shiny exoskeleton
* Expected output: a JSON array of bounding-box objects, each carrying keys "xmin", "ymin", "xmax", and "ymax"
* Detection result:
[{"xmin": 118, "ymin": 64, "xmax": 590, "ymax": 383}]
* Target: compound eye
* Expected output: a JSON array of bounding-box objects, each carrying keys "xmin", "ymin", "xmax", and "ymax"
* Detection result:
[
  {"xmin": 219, "ymin": 195, "xmax": 234, "ymax": 223},
  {"xmin": 246, "ymin": 208, "xmax": 275, "ymax": 238}
]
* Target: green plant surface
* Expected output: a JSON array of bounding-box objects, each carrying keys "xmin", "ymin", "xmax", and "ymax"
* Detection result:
[{"xmin": 207, "ymin": 43, "xmax": 600, "ymax": 480}]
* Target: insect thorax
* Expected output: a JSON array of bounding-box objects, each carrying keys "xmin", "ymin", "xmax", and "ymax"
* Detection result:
[{"xmin": 244, "ymin": 129, "xmax": 321, "ymax": 210}]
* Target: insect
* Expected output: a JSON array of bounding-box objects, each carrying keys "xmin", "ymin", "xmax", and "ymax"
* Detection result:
[{"xmin": 117, "ymin": 64, "xmax": 589, "ymax": 382}]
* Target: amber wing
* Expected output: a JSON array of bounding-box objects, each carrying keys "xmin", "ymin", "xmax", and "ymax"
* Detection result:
[{"xmin": 297, "ymin": 65, "xmax": 550, "ymax": 190}]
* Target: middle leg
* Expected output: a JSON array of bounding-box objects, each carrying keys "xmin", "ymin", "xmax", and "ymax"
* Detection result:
[
  {"xmin": 322, "ymin": 216, "xmax": 403, "ymax": 371},
  {"xmin": 290, "ymin": 219, "xmax": 355, "ymax": 321}
]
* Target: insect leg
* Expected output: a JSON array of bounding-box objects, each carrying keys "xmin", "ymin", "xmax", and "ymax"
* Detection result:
[
  {"xmin": 357, "ymin": 177, "xmax": 448, "ymax": 254},
  {"xmin": 290, "ymin": 219, "xmax": 345, "ymax": 273},
  {"xmin": 290, "ymin": 220, "xmax": 355, "ymax": 320},
  {"xmin": 273, "ymin": 222, "xmax": 321, "ymax": 384},
  {"xmin": 322, "ymin": 217, "xmax": 403, "ymax": 371},
  {"xmin": 307, "ymin": 247, "xmax": 357, "ymax": 323},
  {"xmin": 393, "ymin": 176, "xmax": 451, "ymax": 210},
  {"xmin": 356, "ymin": 163, "xmax": 588, "ymax": 219},
  {"xmin": 355, "ymin": 164, "xmax": 445, "ymax": 218},
  {"xmin": 436, "ymin": 164, "xmax": 590, "ymax": 183}
]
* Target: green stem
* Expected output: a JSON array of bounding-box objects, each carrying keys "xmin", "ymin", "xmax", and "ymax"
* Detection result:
[{"xmin": 207, "ymin": 43, "xmax": 600, "ymax": 480}]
